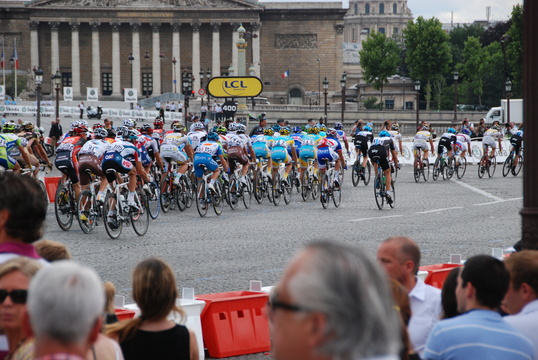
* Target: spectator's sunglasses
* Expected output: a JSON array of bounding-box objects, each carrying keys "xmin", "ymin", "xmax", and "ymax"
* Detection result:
[{"xmin": 0, "ymin": 289, "xmax": 28, "ymax": 304}]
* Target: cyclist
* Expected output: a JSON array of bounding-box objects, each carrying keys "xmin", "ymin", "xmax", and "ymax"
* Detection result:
[
  {"xmin": 252, "ymin": 128, "xmax": 274, "ymax": 162},
  {"xmin": 0, "ymin": 122, "xmax": 33, "ymax": 173},
  {"xmin": 77, "ymin": 128, "xmax": 110, "ymax": 203},
  {"xmin": 317, "ymin": 128, "xmax": 346, "ymax": 188},
  {"xmin": 138, "ymin": 124, "xmax": 164, "ymax": 173},
  {"xmin": 413, "ymin": 123, "xmax": 434, "ymax": 168},
  {"xmin": 18, "ymin": 121, "xmax": 52, "ymax": 170},
  {"xmin": 509, "ymin": 126, "xmax": 523, "ymax": 171},
  {"xmin": 290, "ymin": 126, "xmax": 304, "ymax": 159},
  {"xmin": 334, "ymin": 122, "xmax": 351, "ymax": 156},
  {"xmin": 455, "ymin": 128, "xmax": 472, "ymax": 162},
  {"xmin": 102, "ymin": 129, "xmax": 151, "ymax": 210},
  {"xmin": 437, "ymin": 127, "xmax": 457, "ymax": 159},
  {"xmin": 153, "ymin": 119, "xmax": 165, "ymax": 142},
  {"xmin": 188, "ymin": 122, "xmax": 208, "ymax": 151},
  {"xmin": 298, "ymin": 127, "xmax": 319, "ymax": 183},
  {"xmin": 193, "ymin": 131, "xmax": 229, "ymax": 193},
  {"xmin": 481, "ymin": 124, "xmax": 503, "ymax": 169},
  {"xmin": 160, "ymin": 122, "xmax": 194, "ymax": 184},
  {"xmin": 368, "ymin": 130, "xmax": 398, "ymax": 204},
  {"xmin": 353, "ymin": 125, "xmax": 374, "ymax": 180},
  {"xmin": 227, "ymin": 124, "xmax": 256, "ymax": 185},
  {"xmin": 388, "ymin": 123, "xmax": 403, "ymax": 156},
  {"xmin": 271, "ymin": 126, "xmax": 297, "ymax": 185},
  {"xmin": 54, "ymin": 121, "xmax": 88, "ymax": 200}
]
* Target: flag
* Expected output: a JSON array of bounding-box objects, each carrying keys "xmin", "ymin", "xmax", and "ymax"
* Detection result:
[
  {"xmin": 11, "ymin": 40, "xmax": 19, "ymax": 70},
  {"xmin": 281, "ymin": 70, "xmax": 289, "ymax": 78},
  {"xmin": 0, "ymin": 40, "xmax": 4, "ymax": 69}
]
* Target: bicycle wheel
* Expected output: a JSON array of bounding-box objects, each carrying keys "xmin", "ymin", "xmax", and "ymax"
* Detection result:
[
  {"xmin": 320, "ymin": 173, "xmax": 330, "ymax": 209},
  {"xmin": 242, "ymin": 177, "xmax": 253, "ymax": 209},
  {"xmin": 363, "ymin": 161, "xmax": 371, "ymax": 186},
  {"xmin": 290, "ymin": 166, "xmax": 300, "ymax": 193},
  {"xmin": 478, "ymin": 156, "xmax": 486, "ymax": 178},
  {"xmin": 456, "ymin": 157, "xmax": 467, "ymax": 179},
  {"xmin": 54, "ymin": 184, "xmax": 74, "ymax": 231},
  {"xmin": 227, "ymin": 175, "xmax": 239, "ymax": 210},
  {"xmin": 282, "ymin": 177, "xmax": 292, "ymax": 205},
  {"xmin": 272, "ymin": 173, "xmax": 281, "ymax": 206},
  {"xmin": 513, "ymin": 155, "xmax": 523, "ymax": 176},
  {"xmin": 374, "ymin": 173, "xmax": 384, "ymax": 210},
  {"xmin": 77, "ymin": 190, "xmax": 97, "ymax": 234},
  {"xmin": 488, "ymin": 156, "xmax": 496, "ymax": 177},
  {"xmin": 352, "ymin": 159, "xmax": 360, "ymax": 187},
  {"xmin": 414, "ymin": 159, "xmax": 421, "ymax": 183},
  {"xmin": 311, "ymin": 171, "xmax": 320, "ymax": 200},
  {"xmin": 146, "ymin": 181, "xmax": 160, "ymax": 219},
  {"xmin": 253, "ymin": 171, "xmax": 264, "ymax": 204},
  {"xmin": 445, "ymin": 157, "xmax": 454, "ymax": 180},
  {"xmin": 212, "ymin": 180, "xmax": 224, "ymax": 216},
  {"xmin": 422, "ymin": 159, "xmax": 430, "ymax": 181},
  {"xmin": 103, "ymin": 192, "xmax": 122, "ymax": 239},
  {"xmin": 131, "ymin": 190, "xmax": 149, "ymax": 236},
  {"xmin": 388, "ymin": 181, "xmax": 395, "ymax": 209},
  {"xmin": 391, "ymin": 162, "xmax": 398, "ymax": 183},
  {"xmin": 196, "ymin": 180, "xmax": 208, "ymax": 217},
  {"xmin": 432, "ymin": 157, "xmax": 441, "ymax": 181},
  {"xmin": 175, "ymin": 176, "xmax": 190, "ymax": 212},
  {"xmin": 160, "ymin": 175, "xmax": 172, "ymax": 213},
  {"xmin": 300, "ymin": 170, "xmax": 311, "ymax": 201},
  {"xmin": 37, "ymin": 179, "xmax": 49, "ymax": 207},
  {"xmin": 44, "ymin": 143, "xmax": 55, "ymax": 158},
  {"xmin": 502, "ymin": 156, "xmax": 512, "ymax": 177},
  {"xmin": 332, "ymin": 177, "xmax": 342, "ymax": 208}
]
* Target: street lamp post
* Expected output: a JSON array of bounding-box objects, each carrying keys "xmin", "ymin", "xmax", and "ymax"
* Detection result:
[
  {"xmin": 9, "ymin": 56, "xmax": 16, "ymax": 101},
  {"xmin": 128, "ymin": 52, "xmax": 134, "ymax": 109},
  {"xmin": 453, "ymin": 71, "xmax": 459, "ymax": 122},
  {"xmin": 323, "ymin": 77, "xmax": 329, "ymax": 122},
  {"xmin": 53, "ymin": 69, "xmax": 62, "ymax": 119},
  {"xmin": 33, "ymin": 66, "xmax": 43, "ymax": 128},
  {"xmin": 402, "ymin": 78, "xmax": 406, "ymax": 110},
  {"xmin": 159, "ymin": 51, "xmax": 164, "ymax": 94},
  {"xmin": 317, "ymin": 58, "xmax": 321, "ymax": 105},
  {"xmin": 505, "ymin": 79, "xmax": 512, "ymax": 123},
  {"xmin": 206, "ymin": 69, "xmax": 212, "ymax": 109},
  {"xmin": 340, "ymin": 72, "xmax": 347, "ymax": 124},
  {"xmin": 199, "ymin": 70, "xmax": 205, "ymax": 107},
  {"xmin": 414, "ymin": 80, "xmax": 421, "ymax": 130},
  {"xmin": 172, "ymin": 57, "xmax": 177, "ymax": 93},
  {"xmin": 144, "ymin": 51, "xmax": 150, "ymax": 98}
]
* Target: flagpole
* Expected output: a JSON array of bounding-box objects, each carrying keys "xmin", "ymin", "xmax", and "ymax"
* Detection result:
[
  {"xmin": 2, "ymin": 37, "xmax": 5, "ymax": 89},
  {"xmin": 287, "ymin": 71, "xmax": 289, "ymax": 104},
  {"xmin": 13, "ymin": 38, "xmax": 17, "ymax": 101}
]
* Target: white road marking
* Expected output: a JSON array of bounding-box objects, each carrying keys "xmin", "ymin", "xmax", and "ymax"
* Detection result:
[
  {"xmin": 417, "ymin": 207, "xmax": 464, "ymax": 214},
  {"xmin": 450, "ymin": 179, "xmax": 503, "ymax": 202},
  {"xmin": 475, "ymin": 197, "xmax": 523, "ymax": 206},
  {"xmin": 349, "ymin": 215, "xmax": 404, "ymax": 222}
]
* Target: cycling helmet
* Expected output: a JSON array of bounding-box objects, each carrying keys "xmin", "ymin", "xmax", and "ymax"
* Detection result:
[
  {"xmin": 23, "ymin": 121, "xmax": 34, "ymax": 131},
  {"xmin": 39, "ymin": 127, "xmax": 45, "ymax": 134},
  {"xmin": 79, "ymin": 120, "xmax": 89, "ymax": 128},
  {"xmin": 93, "ymin": 128, "xmax": 108, "ymax": 139},
  {"xmin": 140, "ymin": 124, "xmax": 153, "ymax": 134},
  {"xmin": 448, "ymin": 127, "xmax": 456, "ymax": 134},
  {"xmin": 461, "ymin": 128, "xmax": 471, "ymax": 135},
  {"xmin": 319, "ymin": 126, "xmax": 327, "ymax": 132},
  {"xmin": 122, "ymin": 118, "xmax": 135, "ymax": 129},
  {"xmin": 207, "ymin": 132, "xmax": 219, "ymax": 141},
  {"xmin": 422, "ymin": 124, "xmax": 430, "ymax": 131},
  {"xmin": 211, "ymin": 126, "xmax": 220, "ymax": 133},
  {"xmin": 237, "ymin": 124, "xmax": 247, "ymax": 133},
  {"xmin": 121, "ymin": 129, "xmax": 137, "ymax": 141},
  {"xmin": 491, "ymin": 125, "xmax": 500, "ymax": 130},
  {"xmin": 264, "ymin": 128, "xmax": 274, "ymax": 136},
  {"xmin": 2, "ymin": 121, "xmax": 16, "ymax": 133},
  {"xmin": 279, "ymin": 127, "xmax": 290, "ymax": 136},
  {"xmin": 292, "ymin": 126, "xmax": 302, "ymax": 134},
  {"xmin": 272, "ymin": 124, "xmax": 281, "ymax": 133},
  {"xmin": 69, "ymin": 121, "xmax": 79, "ymax": 132},
  {"xmin": 334, "ymin": 122, "xmax": 343, "ymax": 130},
  {"xmin": 391, "ymin": 124, "xmax": 400, "ymax": 131},
  {"xmin": 92, "ymin": 123, "xmax": 103, "ymax": 130},
  {"xmin": 115, "ymin": 126, "xmax": 126, "ymax": 136},
  {"xmin": 379, "ymin": 130, "xmax": 390, "ymax": 137},
  {"xmin": 327, "ymin": 128, "xmax": 338, "ymax": 137},
  {"xmin": 153, "ymin": 120, "xmax": 164, "ymax": 129},
  {"xmin": 172, "ymin": 122, "xmax": 184, "ymax": 132},
  {"xmin": 364, "ymin": 125, "xmax": 373, "ymax": 132},
  {"xmin": 73, "ymin": 124, "xmax": 87, "ymax": 134},
  {"xmin": 193, "ymin": 122, "xmax": 205, "ymax": 131},
  {"xmin": 216, "ymin": 126, "xmax": 228, "ymax": 135},
  {"xmin": 308, "ymin": 127, "xmax": 319, "ymax": 134}
]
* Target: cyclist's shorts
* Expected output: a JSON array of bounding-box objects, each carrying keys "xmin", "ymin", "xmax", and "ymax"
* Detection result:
[
  {"xmin": 510, "ymin": 135, "xmax": 523, "ymax": 155},
  {"xmin": 253, "ymin": 143, "xmax": 270, "ymax": 159},
  {"xmin": 438, "ymin": 137, "xmax": 452, "ymax": 154},
  {"xmin": 413, "ymin": 143, "xmax": 428, "ymax": 152},
  {"xmin": 139, "ymin": 146, "xmax": 152, "ymax": 168},
  {"xmin": 161, "ymin": 144, "xmax": 188, "ymax": 164},
  {"xmin": 299, "ymin": 145, "xmax": 316, "ymax": 168},
  {"xmin": 0, "ymin": 154, "xmax": 16, "ymax": 170},
  {"xmin": 271, "ymin": 147, "xmax": 290, "ymax": 168},
  {"xmin": 102, "ymin": 152, "xmax": 133, "ymax": 184},
  {"xmin": 194, "ymin": 153, "xmax": 219, "ymax": 178},
  {"xmin": 482, "ymin": 139, "xmax": 497, "ymax": 150},
  {"xmin": 317, "ymin": 147, "xmax": 338, "ymax": 170},
  {"xmin": 78, "ymin": 154, "xmax": 103, "ymax": 186},
  {"xmin": 368, "ymin": 145, "xmax": 389, "ymax": 171},
  {"xmin": 454, "ymin": 141, "xmax": 465, "ymax": 155},
  {"xmin": 355, "ymin": 141, "xmax": 368, "ymax": 157},
  {"xmin": 55, "ymin": 150, "xmax": 79, "ymax": 184}
]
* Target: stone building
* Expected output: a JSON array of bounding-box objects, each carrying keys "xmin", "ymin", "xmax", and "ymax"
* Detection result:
[{"xmin": 0, "ymin": 0, "xmax": 347, "ymax": 104}]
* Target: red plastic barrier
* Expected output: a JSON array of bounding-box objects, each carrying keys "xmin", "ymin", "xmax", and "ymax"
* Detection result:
[
  {"xmin": 196, "ymin": 291, "xmax": 270, "ymax": 358},
  {"xmin": 44, "ymin": 176, "xmax": 61, "ymax": 203},
  {"xmin": 114, "ymin": 308, "xmax": 136, "ymax": 321},
  {"xmin": 420, "ymin": 263, "xmax": 462, "ymax": 289}
]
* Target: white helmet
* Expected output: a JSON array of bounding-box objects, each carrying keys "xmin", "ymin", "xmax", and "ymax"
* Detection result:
[
  {"xmin": 122, "ymin": 118, "xmax": 135, "ymax": 129},
  {"xmin": 193, "ymin": 122, "xmax": 205, "ymax": 131}
]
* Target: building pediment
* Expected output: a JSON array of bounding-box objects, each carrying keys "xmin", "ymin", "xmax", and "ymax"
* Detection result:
[{"xmin": 26, "ymin": 0, "xmax": 262, "ymax": 9}]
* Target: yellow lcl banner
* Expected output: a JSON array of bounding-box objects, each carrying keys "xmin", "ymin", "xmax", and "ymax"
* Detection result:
[{"xmin": 207, "ymin": 76, "xmax": 263, "ymax": 98}]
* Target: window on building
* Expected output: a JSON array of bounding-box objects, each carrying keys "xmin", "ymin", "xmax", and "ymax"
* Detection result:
[
  {"xmin": 405, "ymin": 101, "xmax": 413, "ymax": 110},
  {"xmin": 393, "ymin": 27, "xmax": 399, "ymax": 35},
  {"xmin": 354, "ymin": 3, "xmax": 358, "ymax": 14},
  {"xmin": 379, "ymin": 27, "xmax": 385, "ymax": 34},
  {"xmin": 362, "ymin": 28, "xmax": 370, "ymax": 35},
  {"xmin": 102, "ymin": 73, "xmax": 112, "ymax": 96},
  {"xmin": 393, "ymin": 3, "xmax": 397, "ymax": 14},
  {"xmin": 352, "ymin": 28, "xmax": 356, "ymax": 42},
  {"xmin": 365, "ymin": 3, "xmax": 370, "ymax": 14},
  {"xmin": 379, "ymin": 3, "xmax": 384, "ymax": 14},
  {"xmin": 385, "ymin": 99, "xmax": 394, "ymax": 109},
  {"xmin": 61, "ymin": 72, "xmax": 72, "ymax": 87},
  {"xmin": 142, "ymin": 72, "xmax": 153, "ymax": 97}
]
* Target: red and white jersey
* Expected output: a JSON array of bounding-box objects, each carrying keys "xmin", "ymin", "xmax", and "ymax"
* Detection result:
[{"xmin": 78, "ymin": 139, "xmax": 110, "ymax": 159}]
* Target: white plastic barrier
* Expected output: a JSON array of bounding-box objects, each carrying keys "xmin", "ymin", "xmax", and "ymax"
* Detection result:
[{"xmin": 123, "ymin": 299, "xmax": 206, "ymax": 360}]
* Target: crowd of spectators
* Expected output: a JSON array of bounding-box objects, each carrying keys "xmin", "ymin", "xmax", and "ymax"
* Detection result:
[{"xmin": 0, "ymin": 171, "xmax": 537, "ymax": 360}]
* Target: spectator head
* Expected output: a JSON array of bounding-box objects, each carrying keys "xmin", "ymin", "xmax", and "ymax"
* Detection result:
[
  {"xmin": 0, "ymin": 172, "xmax": 47, "ymax": 244},
  {"xmin": 103, "ymin": 281, "xmax": 116, "ymax": 314},
  {"xmin": 277, "ymin": 118, "xmax": 285, "ymax": 126},
  {"xmin": 457, "ymin": 255, "xmax": 509, "ymax": 313},
  {"xmin": 502, "ymin": 250, "xmax": 538, "ymax": 315},
  {"xmin": 269, "ymin": 241, "xmax": 400, "ymax": 360},
  {"xmin": 34, "ymin": 240, "xmax": 72, "ymax": 262},
  {"xmin": 377, "ymin": 237, "xmax": 421, "ymax": 288},
  {"xmin": 441, "ymin": 267, "xmax": 462, "ymax": 319},
  {"xmin": 27, "ymin": 261, "xmax": 104, "ymax": 348}
]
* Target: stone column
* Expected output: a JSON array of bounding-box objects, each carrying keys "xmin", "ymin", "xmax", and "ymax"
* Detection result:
[
  {"xmin": 50, "ymin": 22, "xmax": 60, "ymax": 75},
  {"xmin": 192, "ymin": 22, "xmax": 201, "ymax": 92},
  {"xmin": 29, "ymin": 21, "xmax": 39, "ymax": 68},
  {"xmin": 151, "ymin": 23, "xmax": 161, "ymax": 95},
  {"xmin": 172, "ymin": 22, "xmax": 181, "ymax": 94},
  {"xmin": 335, "ymin": 24, "xmax": 345, "ymax": 78},
  {"xmin": 231, "ymin": 23, "xmax": 240, "ymax": 75},
  {"xmin": 251, "ymin": 22, "xmax": 261, "ymax": 76},
  {"xmin": 131, "ymin": 22, "xmax": 141, "ymax": 93},
  {"xmin": 111, "ymin": 22, "xmax": 121, "ymax": 97},
  {"xmin": 70, "ymin": 22, "xmax": 81, "ymax": 97},
  {"xmin": 90, "ymin": 22, "xmax": 101, "ymax": 90},
  {"xmin": 211, "ymin": 22, "xmax": 221, "ymax": 76}
]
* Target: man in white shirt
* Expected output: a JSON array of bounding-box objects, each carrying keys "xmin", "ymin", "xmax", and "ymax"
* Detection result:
[
  {"xmin": 377, "ymin": 236, "xmax": 441, "ymax": 357},
  {"xmin": 178, "ymin": 101, "xmax": 183, "ymax": 113},
  {"xmin": 170, "ymin": 102, "xmax": 177, "ymax": 112},
  {"xmin": 502, "ymin": 250, "xmax": 538, "ymax": 359},
  {"xmin": 155, "ymin": 100, "xmax": 161, "ymax": 111}
]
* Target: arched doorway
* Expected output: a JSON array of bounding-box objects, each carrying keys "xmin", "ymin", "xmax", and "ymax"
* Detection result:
[{"xmin": 289, "ymin": 87, "xmax": 303, "ymax": 105}]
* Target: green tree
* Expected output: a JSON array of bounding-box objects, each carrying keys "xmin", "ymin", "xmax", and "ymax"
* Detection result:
[
  {"xmin": 449, "ymin": 24, "xmax": 484, "ymax": 65},
  {"xmin": 404, "ymin": 17, "xmax": 452, "ymax": 110},
  {"xmin": 359, "ymin": 31, "xmax": 400, "ymax": 109},
  {"xmin": 458, "ymin": 36, "xmax": 485, "ymax": 106},
  {"xmin": 505, "ymin": 4, "xmax": 523, "ymax": 98}
]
